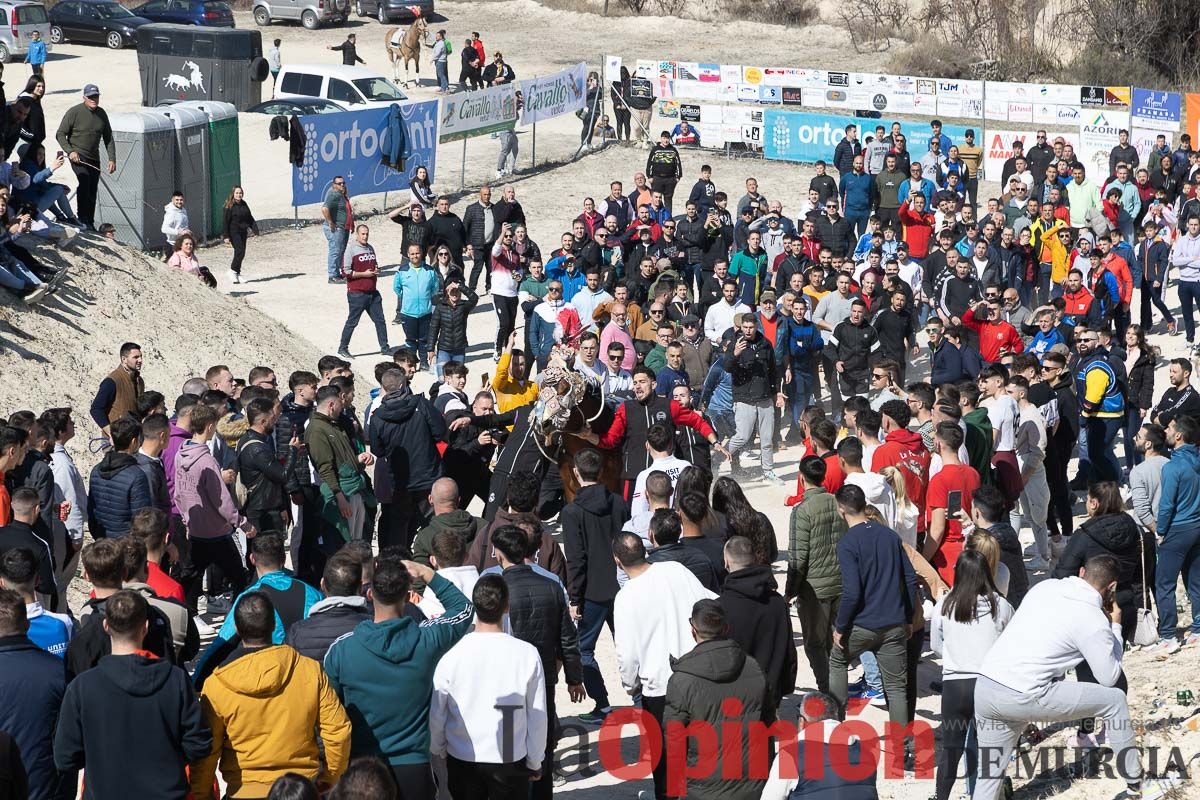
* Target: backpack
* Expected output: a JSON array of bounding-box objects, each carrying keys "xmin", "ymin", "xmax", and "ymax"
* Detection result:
[{"xmin": 234, "ymin": 438, "xmax": 266, "ymax": 510}]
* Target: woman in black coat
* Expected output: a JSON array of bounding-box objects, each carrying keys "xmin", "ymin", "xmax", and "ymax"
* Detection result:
[
  {"xmin": 1123, "ymin": 324, "xmax": 1155, "ymax": 471},
  {"xmin": 222, "ymin": 185, "xmax": 258, "ymax": 283},
  {"xmin": 428, "ymin": 279, "xmax": 478, "ymax": 376}
]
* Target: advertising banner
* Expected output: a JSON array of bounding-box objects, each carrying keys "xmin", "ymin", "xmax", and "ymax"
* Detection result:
[
  {"xmin": 982, "ymin": 129, "xmax": 1080, "ymax": 180},
  {"xmin": 1130, "ymin": 88, "xmax": 1182, "ymax": 132},
  {"xmin": 519, "ymin": 63, "xmax": 586, "ymax": 126},
  {"xmin": 1187, "ymin": 94, "xmax": 1200, "ymax": 148},
  {"xmin": 1077, "ymin": 110, "xmax": 1131, "ymax": 178},
  {"xmin": 292, "ymin": 101, "xmax": 438, "ymax": 207},
  {"xmin": 763, "ymin": 108, "xmax": 966, "ymax": 164},
  {"xmin": 438, "ymin": 83, "xmax": 517, "ymax": 143}
]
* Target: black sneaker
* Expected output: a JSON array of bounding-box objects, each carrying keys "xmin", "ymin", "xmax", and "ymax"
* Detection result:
[
  {"xmin": 328, "ymin": 276, "xmax": 345, "ymax": 284},
  {"xmin": 381, "ymin": 345, "xmax": 395, "ymax": 355},
  {"xmin": 337, "ymin": 348, "xmax": 353, "ymax": 359},
  {"xmin": 204, "ymin": 592, "xmax": 233, "ymax": 616},
  {"xmin": 578, "ymin": 706, "xmax": 609, "ymax": 725}
]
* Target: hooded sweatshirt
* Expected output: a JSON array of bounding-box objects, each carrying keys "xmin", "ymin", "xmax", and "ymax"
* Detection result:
[
  {"xmin": 843, "ymin": 471, "xmax": 898, "ymax": 533},
  {"xmin": 162, "ymin": 421, "xmax": 192, "ymax": 514},
  {"xmin": 412, "ymin": 509, "xmax": 482, "ymax": 572},
  {"xmin": 161, "ymin": 202, "xmax": 189, "ymax": 242},
  {"xmin": 369, "ymin": 392, "xmax": 446, "ymax": 494},
  {"xmin": 54, "ymin": 653, "xmax": 211, "ymax": 800},
  {"xmin": 980, "ymin": 576, "xmax": 1123, "ymax": 694},
  {"xmin": 173, "ymin": 440, "xmax": 244, "ymax": 539},
  {"xmin": 718, "ymin": 565, "xmax": 797, "ymax": 708},
  {"xmin": 191, "ymin": 645, "xmax": 351, "ymax": 798},
  {"xmin": 324, "ymin": 574, "xmax": 474, "ymax": 765},
  {"xmin": 871, "ymin": 429, "xmax": 930, "ymax": 528},
  {"xmin": 1158, "ymin": 444, "xmax": 1200, "ymax": 535}
]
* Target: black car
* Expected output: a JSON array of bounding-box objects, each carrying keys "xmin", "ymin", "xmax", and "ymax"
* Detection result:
[
  {"xmin": 49, "ymin": 0, "xmax": 152, "ymax": 49},
  {"xmin": 353, "ymin": 0, "xmax": 432, "ymax": 23},
  {"xmin": 131, "ymin": 0, "xmax": 235, "ymax": 27},
  {"xmin": 246, "ymin": 98, "xmax": 345, "ymax": 114}
]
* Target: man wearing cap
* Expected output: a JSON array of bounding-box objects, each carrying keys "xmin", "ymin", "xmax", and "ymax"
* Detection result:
[{"xmin": 56, "ymin": 84, "xmax": 115, "ymax": 231}]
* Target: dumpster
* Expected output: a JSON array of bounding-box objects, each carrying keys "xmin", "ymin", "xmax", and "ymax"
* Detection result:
[
  {"xmin": 97, "ymin": 111, "xmax": 177, "ymax": 251},
  {"xmin": 149, "ymin": 105, "xmax": 212, "ymax": 240},
  {"xmin": 137, "ymin": 24, "xmax": 268, "ymax": 111},
  {"xmin": 175, "ymin": 100, "xmax": 240, "ymax": 238}
]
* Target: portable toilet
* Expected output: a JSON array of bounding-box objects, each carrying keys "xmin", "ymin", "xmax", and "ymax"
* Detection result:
[
  {"xmin": 97, "ymin": 111, "xmax": 177, "ymax": 251},
  {"xmin": 150, "ymin": 105, "xmax": 212, "ymax": 240},
  {"xmin": 176, "ymin": 100, "xmax": 240, "ymax": 238}
]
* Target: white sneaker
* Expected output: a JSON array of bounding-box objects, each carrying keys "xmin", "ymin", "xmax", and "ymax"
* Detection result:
[
  {"xmin": 1183, "ymin": 631, "xmax": 1200, "ymax": 647},
  {"xmin": 194, "ymin": 615, "xmax": 216, "ymax": 637},
  {"xmin": 495, "ymin": 170, "xmax": 505, "ymax": 180},
  {"xmin": 228, "ymin": 269, "xmax": 240, "ymax": 285},
  {"xmin": 1144, "ymin": 637, "xmax": 1181, "ymax": 656},
  {"xmin": 22, "ymin": 284, "xmax": 51, "ymax": 304},
  {"xmin": 1025, "ymin": 555, "xmax": 1051, "ymax": 571},
  {"xmin": 762, "ymin": 469, "xmax": 786, "ymax": 486}
]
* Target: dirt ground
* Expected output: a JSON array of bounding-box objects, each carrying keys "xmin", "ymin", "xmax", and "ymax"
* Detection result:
[{"xmin": 11, "ymin": 4, "xmax": 1200, "ymax": 798}]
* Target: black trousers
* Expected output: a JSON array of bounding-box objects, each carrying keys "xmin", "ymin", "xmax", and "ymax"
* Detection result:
[
  {"xmin": 531, "ymin": 690, "xmax": 558, "ymax": 800},
  {"xmin": 642, "ymin": 694, "xmax": 668, "ymax": 800},
  {"xmin": 615, "ymin": 108, "xmax": 631, "ymax": 140},
  {"xmin": 71, "ymin": 160, "xmax": 100, "ymax": 227},
  {"xmin": 650, "ymin": 177, "xmax": 677, "ymax": 214},
  {"xmin": 935, "ymin": 677, "xmax": 976, "ymax": 800},
  {"xmin": 469, "ymin": 253, "xmax": 492, "ymax": 293},
  {"xmin": 391, "ymin": 489, "xmax": 433, "ymax": 557},
  {"xmin": 229, "ymin": 228, "xmax": 248, "ymax": 274},
  {"xmin": 1045, "ymin": 446, "xmax": 1073, "ymax": 539},
  {"xmin": 390, "ymin": 762, "xmax": 437, "ymax": 800},
  {"xmin": 179, "ymin": 534, "xmax": 246, "ymax": 614},
  {"xmin": 447, "ymin": 756, "xmax": 531, "ymax": 800},
  {"xmin": 495, "ymin": 295, "xmax": 518, "ymax": 351}
]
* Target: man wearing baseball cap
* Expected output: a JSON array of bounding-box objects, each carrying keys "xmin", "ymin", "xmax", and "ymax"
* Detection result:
[{"xmin": 55, "ymin": 84, "xmax": 116, "ymax": 231}]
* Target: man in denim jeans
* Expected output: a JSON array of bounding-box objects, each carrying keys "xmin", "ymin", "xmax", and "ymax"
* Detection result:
[{"xmin": 322, "ymin": 177, "xmax": 352, "ymax": 284}]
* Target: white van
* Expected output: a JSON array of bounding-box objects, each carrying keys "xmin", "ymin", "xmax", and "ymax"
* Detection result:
[{"xmin": 274, "ymin": 64, "xmax": 406, "ymax": 109}]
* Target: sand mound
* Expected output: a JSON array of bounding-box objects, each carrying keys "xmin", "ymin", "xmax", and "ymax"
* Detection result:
[{"xmin": 0, "ymin": 234, "xmax": 324, "ymax": 472}]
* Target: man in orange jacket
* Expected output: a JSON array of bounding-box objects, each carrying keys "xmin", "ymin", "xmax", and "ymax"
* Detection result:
[
  {"xmin": 1096, "ymin": 234, "xmax": 1133, "ymax": 335},
  {"xmin": 963, "ymin": 299, "xmax": 1025, "ymax": 365}
]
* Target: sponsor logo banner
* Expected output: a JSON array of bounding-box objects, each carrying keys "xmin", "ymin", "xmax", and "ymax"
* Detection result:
[
  {"xmin": 439, "ymin": 83, "xmax": 517, "ymax": 142},
  {"xmin": 519, "ymin": 63, "xmax": 586, "ymax": 126}
]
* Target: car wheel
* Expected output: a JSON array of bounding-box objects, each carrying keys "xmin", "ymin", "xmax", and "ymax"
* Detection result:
[
  {"xmin": 253, "ymin": 6, "xmax": 270, "ymax": 24},
  {"xmin": 105, "ymin": 30, "xmax": 123, "ymax": 49},
  {"xmin": 301, "ymin": 8, "xmax": 319, "ymax": 28},
  {"xmin": 49, "ymin": 25, "xmax": 64, "ymax": 44},
  {"xmin": 0, "ymin": 42, "xmax": 9, "ymax": 63},
  {"xmin": 377, "ymin": 4, "xmax": 386, "ymax": 22},
  {"xmin": 355, "ymin": 0, "xmax": 363, "ymax": 15}
]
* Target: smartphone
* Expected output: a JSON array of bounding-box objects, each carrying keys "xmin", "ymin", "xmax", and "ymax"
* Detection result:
[
  {"xmin": 946, "ymin": 490, "xmax": 962, "ymax": 517},
  {"xmin": 56, "ymin": 150, "xmax": 63, "ymax": 159}
]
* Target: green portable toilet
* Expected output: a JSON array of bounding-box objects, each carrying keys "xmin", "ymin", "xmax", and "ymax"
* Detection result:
[{"xmin": 176, "ymin": 100, "xmax": 240, "ymax": 239}]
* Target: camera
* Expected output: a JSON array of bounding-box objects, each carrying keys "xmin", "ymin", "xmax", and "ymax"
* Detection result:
[{"xmin": 488, "ymin": 428, "xmax": 509, "ymax": 445}]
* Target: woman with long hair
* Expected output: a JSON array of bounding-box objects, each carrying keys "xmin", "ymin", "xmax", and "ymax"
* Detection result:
[
  {"xmin": 964, "ymin": 529, "xmax": 1009, "ymax": 598},
  {"xmin": 611, "ymin": 65, "xmax": 632, "ymax": 142},
  {"xmin": 17, "ymin": 74, "xmax": 46, "ymax": 154},
  {"xmin": 1123, "ymin": 324, "xmax": 1154, "ymax": 472},
  {"xmin": 168, "ymin": 232, "xmax": 201, "ymax": 277},
  {"xmin": 712, "ymin": 476, "xmax": 775, "ymax": 564},
  {"xmin": 408, "ymin": 165, "xmax": 435, "ymax": 210},
  {"xmin": 879, "ymin": 465, "xmax": 918, "ymax": 547},
  {"xmin": 931, "ymin": 550, "xmax": 1014, "ymax": 800},
  {"xmin": 222, "ymin": 185, "xmax": 258, "ymax": 285}
]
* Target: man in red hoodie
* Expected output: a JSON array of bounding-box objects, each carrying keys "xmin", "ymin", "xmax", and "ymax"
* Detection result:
[
  {"xmin": 1096, "ymin": 233, "xmax": 1133, "ymax": 334},
  {"xmin": 871, "ymin": 400, "xmax": 930, "ymax": 534},
  {"xmin": 962, "ymin": 299, "xmax": 1024, "ymax": 365},
  {"xmin": 897, "ymin": 192, "xmax": 935, "ymax": 260}
]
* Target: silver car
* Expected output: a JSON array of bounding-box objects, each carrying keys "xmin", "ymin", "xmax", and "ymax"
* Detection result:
[
  {"xmin": 252, "ymin": 0, "xmax": 348, "ymax": 30},
  {"xmin": 0, "ymin": 1, "xmax": 51, "ymax": 63}
]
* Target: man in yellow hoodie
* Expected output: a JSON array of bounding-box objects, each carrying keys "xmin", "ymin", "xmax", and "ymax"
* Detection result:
[
  {"xmin": 190, "ymin": 591, "xmax": 351, "ymax": 798},
  {"xmin": 492, "ymin": 331, "xmax": 539, "ymax": 413}
]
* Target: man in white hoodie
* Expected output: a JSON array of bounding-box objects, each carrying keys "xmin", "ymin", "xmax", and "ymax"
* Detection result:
[
  {"xmin": 161, "ymin": 191, "xmax": 189, "ymax": 259},
  {"xmin": 612, "ymin": 531, "xmax": 716, "ymax": 800},
  {"xmin": 837, "ymin": 435, "xmax": 897, "ymax": 531},
  {"xmin": 973, "ymin": 555, "xmax": 1142, "ymax": 800},
  {"xmin": 1168, "ymin": 215, "xmax": 1200, "ymax": 352}
]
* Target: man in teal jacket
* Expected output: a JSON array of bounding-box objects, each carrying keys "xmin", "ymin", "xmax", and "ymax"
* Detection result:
[
  {"xmin": 1153, "ymin": 415, "xmax": 1200, "ymax": 651},
  {"xmin": 394, "ymin": 242, "xmax": 441, "ymax": 362},
  {"xmin": 324, "ymin": 556, "xmax": 473, "ymax": 794}
]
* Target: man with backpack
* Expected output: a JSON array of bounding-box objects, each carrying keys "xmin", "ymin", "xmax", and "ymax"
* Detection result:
[{"xmin": 235, "ymin": 397, "xmax": 295, "ymax": 535}]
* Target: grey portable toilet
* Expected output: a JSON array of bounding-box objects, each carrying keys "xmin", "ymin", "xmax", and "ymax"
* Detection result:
[
  {"xmin": 175, "ymin": 100, "xmax": 240, "ymax": 238},
  {"xmin": 97, "ymin": 111, "xmax": 176, "ymax": 251},
  {"xmin": 150, "ymin": 105, "xmax": 211, "ymax": 241}
]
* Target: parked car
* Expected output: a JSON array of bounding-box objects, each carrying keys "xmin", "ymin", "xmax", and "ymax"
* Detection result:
[
  {"xmin": 0, "ymin": 0, "xmax": 51, "ymax": 62},
  {"xmin": 49, "ymin": 0, "xmax": 147, "ymax": 50},
  {"xmin": 252, "ymin": 0, "xmax": 348, "ymax": 30},
  {"xmin": 130, "ymin": 0, "xmax": 234, "ymax": 27},
  {"xmin": 274, "ymin": 64, "xmax": 406, "ymax": 109},
  {"xmin": 246, "ymin": 97, "xmax": 345, "ymax": 114},
  {"xmin": 352, "ymin": 0, "xmax": 431, "ymax": 24}
]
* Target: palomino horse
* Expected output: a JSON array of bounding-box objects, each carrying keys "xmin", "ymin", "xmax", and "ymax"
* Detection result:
[
  {"xmin": 385, "ymin": 16, "xmax": 431, "ymax": 87},
  {"xmin": 527, "ymin": 360, "xmax": 622, "ymax": 503}
]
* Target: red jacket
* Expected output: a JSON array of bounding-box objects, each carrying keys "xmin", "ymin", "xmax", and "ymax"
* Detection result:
[
  {"xmin": 898, "ymin": 201, "xmax": 935, "ymax": 259},
  {"xmin": 962, "ymin": 308, "xmax": 1024, "ymax": 363},
  {"xmin": 1063, "ymin": 286, "xmax": 1094, "ymax": 318},
  {"xmin": 798, "ymin": 235, "xmax": 821, "ymax": 262},
  {"xmin": 1102, "ymin": 253, "xmax": 1133, "ymax": 304},
  {"xmin": 871, "ymin": 429, "xmax": 931, "ymax": 530},
  {"xmin": 596, "ymin": 399, "xmax": 713, "ymax": 449},
  {"xmin": 786, "ymin": 450, "xmax": 843, "ymax": 506}
]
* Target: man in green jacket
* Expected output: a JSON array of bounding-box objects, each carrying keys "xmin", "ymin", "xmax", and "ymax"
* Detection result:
[
  {"xmin": 874, "ymin": 153, "xmax": 908, "ymax": 232},
  {"xmin": 324, "ymin": 557, "xmax": 473, "ymax": 796},
  {"xmin": 784, "ymin": 455, "xmax": 848, "ymax": 693},
  {"xmin": 55, "ymin": 83, "xmax": 115, "ymax": 230},
  {"xmin": 959, "ymin": 381, "xmax": 995, "ymax": 486},
  {"xmin": 304, "ymin": 385, "xmax": 373, "ymax": 544}
]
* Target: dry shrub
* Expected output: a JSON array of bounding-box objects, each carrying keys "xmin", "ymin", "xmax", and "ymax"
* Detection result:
[
  {"xmin": 1061, "ymin": 48, "xmax": 1167, "ymax": 92},
  {"xmin": 723, "ymin": 0, "xmax": 819, "ymax": 26},
  {"xmin": 837, "ymin": 0, "xmax": 913, "ymax": 52},
  {"xmin": 886, "ymin": 35, "xmax": 976, "ymax": 79}
]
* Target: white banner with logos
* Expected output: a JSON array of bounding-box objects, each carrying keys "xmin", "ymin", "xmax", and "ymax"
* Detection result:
[
  {"xmin": 982, "ymin": 129, "xmax": 1081, "ymax": 179},
  {"xmin": 518, "ymin": 63, "xmax": 587, "ymax": 126},
  {"xmin": 438, "ymin": 83, "xmax": 518, "ymax": 143},
  {"xmin": 1077, "ymin": 110, "xmax": 1131, "ymax": 177}
]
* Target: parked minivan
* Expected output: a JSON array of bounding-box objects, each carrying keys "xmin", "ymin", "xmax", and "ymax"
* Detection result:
[
  {"xmin": 274, "ymin": 64, "xmax": 407, "ymax": 109},
  {"xmin": 0, "ymin": 1, "xmax": 52, "ymax": 63},
  {"xmin": 252, "ymin": 0, "xmax": 348, "ymax": 29}
]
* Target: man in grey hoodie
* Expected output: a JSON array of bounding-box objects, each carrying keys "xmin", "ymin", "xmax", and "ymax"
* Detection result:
[{"xmin": 1129, "ymin": 423, "xmax": 1169, "ymax": 534}]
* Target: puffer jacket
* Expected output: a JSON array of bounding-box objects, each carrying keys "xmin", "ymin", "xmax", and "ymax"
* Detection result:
[
  {"xmin": 785, "ymin": 487, "xmax": 847, "ymax": 600},
  {"xmin": 979, "ymin": 521, "xmax": 1029, "ymax": 608},
  {"xmin": 664, "ymin": 639, "xmax": 767, "ymax": 800},
  {"xmin": 826, "ymin": 318, "xmax": 879, "ymax": 384},
  {"xmin": 428, "ymin": 289, "xmax": 479, "ymax": 354},
  {"xmin": 1052, "ymin": 512, "xmax": 1153, "ymax": 641},
  {"xmin": 86, "ymin": 450, "xmax": 152, "ymax": 539},
  {"xmin": 647, "ymin": 542, "xmax": 719, "ymax": 591},
  {"xmin": 719, "ymin": 565, "xmax": 797, "ymax": 710},
  {"xmin": 285, "ymin": 596, "xmax": 371, "ymax": 663},
  {"xmin": 501, "ymin": 563, "xmax": 583, "ymax": 687},
  {"xmin": 368, "ymin": 391, "xmax": 447, "ymax": 493},
  {"xmin": 274, "ymin": 393, "xmax": 313, "ymax": 492},
  {"xmin": 1127, "ymin": 347, "xmax": 1155, "ymax": 412},
  {"xmin": 191, "ymin": 645, "xmax": 351, "ymax": 798}
]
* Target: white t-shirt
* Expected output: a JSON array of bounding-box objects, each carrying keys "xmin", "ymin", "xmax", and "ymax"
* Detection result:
[
  {"xmin": 983, "ymin": 394, "xmax": 1019, "ymax": 453},
  {"xmin": 630, "ymin": 455, "xmax": 692, "ymax": 518}
]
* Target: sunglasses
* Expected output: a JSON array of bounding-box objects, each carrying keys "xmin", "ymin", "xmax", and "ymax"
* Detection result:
[
  {"xmin": 548, "ymin": 286, "xmax": 562, "ymax": 292},
  {"xmin": 650, "ymin": 309, "xmax": 664, "ymax": 314},
  {"xmin": 608, "ymin": 354, "xmax": 623, "ymax": 360}
]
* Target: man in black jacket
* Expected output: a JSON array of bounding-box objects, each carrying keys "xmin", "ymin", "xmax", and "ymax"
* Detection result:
[
  {"xmin": 274, "ymin": 371, "xmax": 320, "ymax": 585},
  {"xmin": 645, "ymin": 131, "xmax": 682, "ymax": 213},
  {"xmin": 0, "ymin": 489, "xmax": 54, "ymax": 599},
  {"xmin": 674, "ymin": 200, "xmax": 707, "ymax": 294},
  {"xmin": 722, "ymin": 313, "xmax": 785, "ymax": 483},
  {"xmin": 285, "ymin": 551, "xmax": 368, "ymax": 662},
  {"xmin": 428, "ymin": 196, "xmax": 468, "ymax": 265},
  {"xmin": 54, "ymin": 590, "xmax": 210, "ymax": 799},
  {"xmin": 826, "ymin": 299, "xmax": 879, "ymax": 401},
  {"xmin": 368, "ymin": 369, "xmax": 447, "ymax": 554},
  {"xmin": 327, "ymin": 34, "xmax": 364, "ymax": 66},
  {"xmin": 443, "ymin": 391, "xmax": 508, "ymax": 508},
  {"xmin": 561, "ymin": 448, "xmax": 629, "ymax": 723},
  {"xmin": 871, "ymin": 290, "xmax": 919, "ymax": 382},
  {"xmin": 646, "ymin": 503, "xmax": 718, "ymax": 591},
  {"xmin": 814, "ymin": 200, "xmax": 854, "ymax": 258},
  {"xmin": 719, "ymin": 536, "xmax": 798, "ymax": 719},
  {"xmin": 463, "ymin": 185, "xmax": 497, "ymax": 292},
  {"xmin": 492, "ymin": 525, "xmax": 584, "ymax": 800},
  {"xmin": 237, "ymin": 397, "xmax": 295, "ymax": 535}
]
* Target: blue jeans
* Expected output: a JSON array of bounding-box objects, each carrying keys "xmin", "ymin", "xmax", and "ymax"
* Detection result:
[
  {"xmin": 324, "ymin": 226, "xmax": 348, "ymax": 280},
  {"xmin": 1179, "ymin": 280, "xmax": 1200, "ymax": 343},
  {"xmin": 339, "ymin": 290, "xmax": 389, "ymax": 352},
  {"xmin": 709, "ymin": 408, "xmax": 736, "ymax": 441},
  {"xmin": 789, "ymin": 366, "xmax": 815, "ymax": 424},
  {"xmin": 0, "ymin": 246, "xmax": 41, "ymax": 290},
  {"xmin": 846, "ymin": 212, "xmax": 869, "ymax": 239},
  {"xmin": 1155, "ymin": 526, "xmax": 1200, "ymax": 638},
  {"xmin": 1079, "ymin": 416, "xmax": 1122, "ymax": 484},
  {"xmin": 860, "ymin": 650, "xmax": 883, "ymax": 691},
  {"xmin": 435, "ymin": 349, "xmax": 466, "ymax": 379},
  {"xmin": 435, "ymin": 60, "xmax": 449, "ymax": 91},
  {"xmin": 400, "ymin": 313, "xmax": 432, "ymax": 362},
  {"xmin": 577, "ymin": 598, "xmax": 615, "ymax": 708}
]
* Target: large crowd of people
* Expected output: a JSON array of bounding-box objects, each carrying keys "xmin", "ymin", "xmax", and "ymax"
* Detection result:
[{"xmin": 4, "ymin": 64, "xmax": 1200, "ymax": 800}]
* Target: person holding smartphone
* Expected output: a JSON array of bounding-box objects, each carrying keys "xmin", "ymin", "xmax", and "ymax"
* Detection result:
[{"xmin": 924, "ymin": 422, "xmax": 982, "ymax": 585}]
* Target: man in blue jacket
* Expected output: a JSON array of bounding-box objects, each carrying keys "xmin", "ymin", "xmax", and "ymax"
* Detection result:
[
  {"xmin": 324, "ymin": 556, "xmax": 473, "ymax": 795},
  {"xmin": 1151, "ymin": 415, "xmax": 1200, "ymax": 654},
  {"xmin": 926, "ymin": 318, "xmax": 963, "ymax": 387},
  {"xmin": 838, "ymin": 155, "xmax": 873, "ymax": 239},
  {"xmin": 782, "ymin": 296, "xmax": 823, "ymax": 443},
  {"xmin": 87, "ymin": 417, "xmax": 152, "ymax": 540}
]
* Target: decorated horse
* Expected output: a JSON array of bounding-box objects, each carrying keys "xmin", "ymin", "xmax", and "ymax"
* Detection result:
[{"xmin": 384, "ymin": 16, "xmax": 431, "ymax": 87}]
